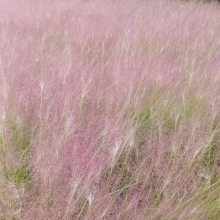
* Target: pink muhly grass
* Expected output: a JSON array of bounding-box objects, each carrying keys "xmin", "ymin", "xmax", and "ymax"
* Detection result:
[{"xmin": 0, "ymin": 0, "xmax": 220, "ymax": 219}]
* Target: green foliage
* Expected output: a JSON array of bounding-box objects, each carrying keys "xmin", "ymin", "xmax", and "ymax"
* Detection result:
[
  {"xmin": 7, "ymin": 166, "xmax": 32, "ymax": 186},
  {"xmin": 11, "ymin": 120, "xmax": 31, "ymax": 153},
  {"xmin": 138, "ymin": 89, "xmax": 177, "ymax": 133},
  {"xmin": 152, "ymin": 193, "xmax": 164, "ymax": 207},
  {"xmin": 2, "ymin": 119, "xmax": 33, "ymax": 187},
  {"xmin": 180, "ymin": 97, "xmax": 197, "ymax": 120},
  {"xmin": 151, "ymin": 88, "xmax": 164, "ymax": 105},
  {"xmin": 201, "ymin": 131, "xmax": 220, "ymax": 169},
  {"xmin": 138, "ymin": 91, "xmax": 208, "ymax": 135},
  {"xmin": 0, "ymin": 132, "xmax": 3, "ymax": 154},
  {"xmin": 160, "ymin": 102, "xmax": 176, "ymax": 132},
  {"xmin": 138, "ymin": 107, "xmax": 151, "ymax": 129},
  {"xmin": 199, "ymin": 184, "xmax": 220, "ymax": 219},
  {"xmin": 179, "ymin": 95, "xmax": 207, "ymax": 121}
]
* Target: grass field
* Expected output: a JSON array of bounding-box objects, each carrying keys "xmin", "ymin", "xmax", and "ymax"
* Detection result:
[{"xmin": 0, "ymin": 0, "xmax": 220, "ymax": 219}]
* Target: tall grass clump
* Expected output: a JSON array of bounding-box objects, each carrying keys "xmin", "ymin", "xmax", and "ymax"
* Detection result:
[{"xmin": 0, "ymin": 0, "xmax": 220, "ymax": 219}]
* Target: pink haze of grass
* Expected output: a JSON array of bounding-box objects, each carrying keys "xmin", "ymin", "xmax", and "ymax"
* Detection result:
[{"xmin": 0, "ymin": 0, "xmax": 220, "ymax": 219}]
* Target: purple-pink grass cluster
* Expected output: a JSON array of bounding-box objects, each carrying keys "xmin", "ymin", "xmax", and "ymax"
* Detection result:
[{"xmin": 0, "ymin": 0, "xmax": 220, "ymax": 219}]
